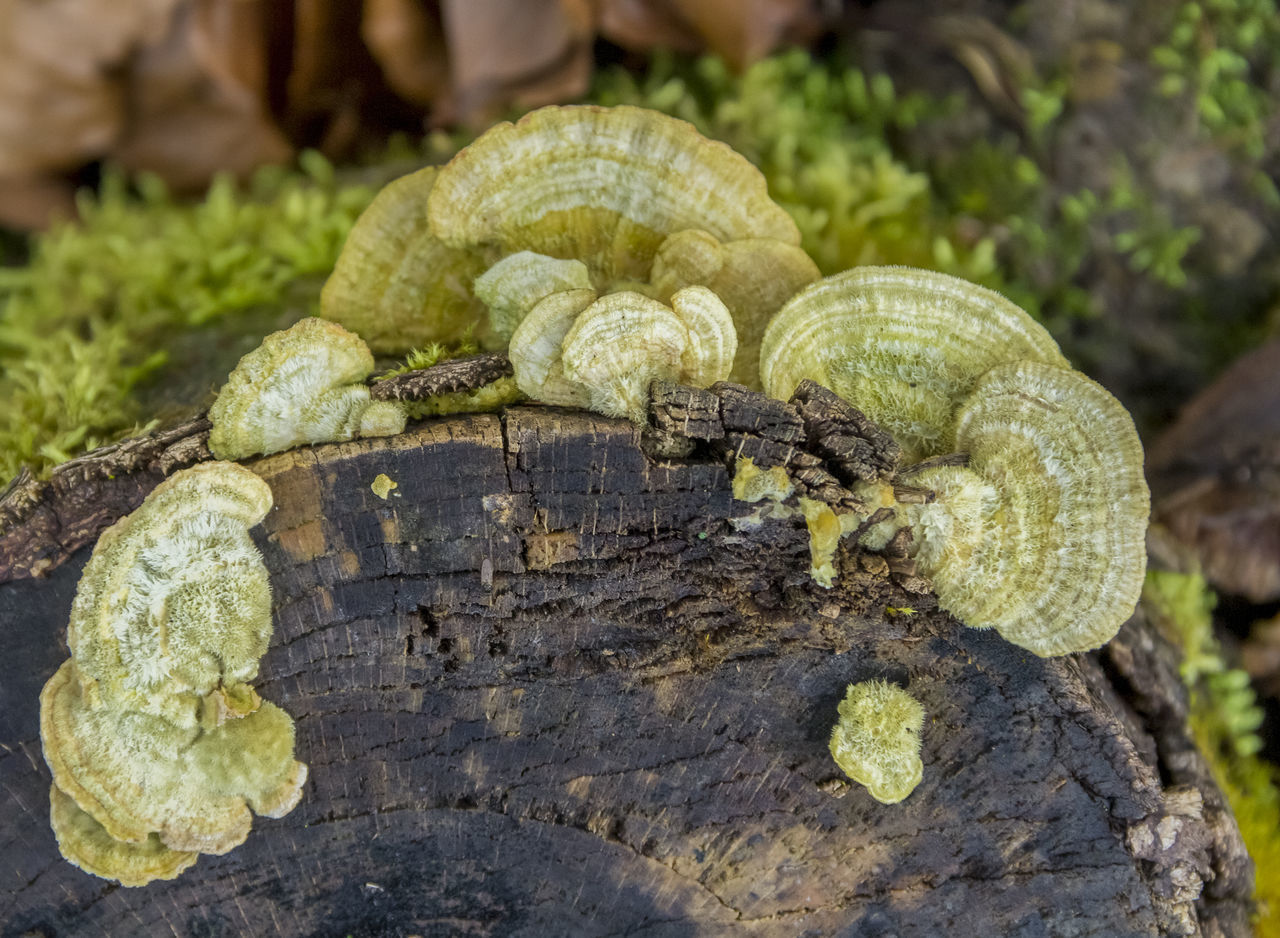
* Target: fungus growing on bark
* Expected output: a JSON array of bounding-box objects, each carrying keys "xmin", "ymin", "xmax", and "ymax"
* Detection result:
[
  {"xmin": 829, "ymin": 680, "xmax": 925, "ymax": 805},
  {"xmin": 650, "ymin": 228, "xmax": 819, "ymax": 386},
  {"xmin": 209, "ymin": 317, "xmax": 406, "ymax": 460},
  {"xmin": 473, "ymin": 251, "xmax": 594, "ymax": 343},
  {"xmin": 509, "ymin": 286, "xmax": 736, "ymax": 423},
  {"xmin": 760, "ymin": 266, "xmax": 1068, "ymax": 461},
  {"xmin": 49, "ymin": 784, "xmax": 198, "ymax": 888},
  {"xmin": 896, "ymin": 361, "xmax": 1150, "ymax": 656},
  {"xmin": 66, "ymin": 461, "xmax": 275, "ymax": 724},
  {"xmin": 42, "ymin": 663, "xmax": 306, "ymax": 857},
  {"xmin": 427, "ymin": 105, "xmax": 801, "ymax": 283},
  {"xmin": 319, "ymin": 167, "xmax": 491, "ymax": 354},
  {"xmin": 40, "ymin": 462, "xmax": 307, "ymax": 885},
  {"xmin": 319, "ymin": 105, "xmax": 814, "ymax": 385}
]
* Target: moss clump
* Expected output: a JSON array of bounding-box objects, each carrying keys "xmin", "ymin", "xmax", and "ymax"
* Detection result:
[
  {"xmin": 0, "ymin": 155, "xmax": 377, "ymax": 480},
  {"xmin": 1144, "ymin": 570, "xmax": 1280, "ymax": 934},
  {"xmin": 1150, "ymin": 0, "xmax": 1280, "ymax": 162}
]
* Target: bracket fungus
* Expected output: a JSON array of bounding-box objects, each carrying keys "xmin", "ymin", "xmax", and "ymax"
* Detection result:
[
  {"xmin": 318, "ymin": 166, "xmax": 491, "ymax": 354},
  {"xmin": 829, "ymin": 680, "xmax": 925, "ymax": 805},
  {"xmin": 40, "ymin": 461, "xmax": 307, "ymax": 885},
  {"xmin": 760, "ymin": 266, "xmax": 1068, "ymax": 462},
  {"xmin": 319, "ymin": 105, "xmax": 815, "ymax": 408},
  {"xmin": 66, "ymin": 461, "xmax": 275, "ymax": 724},
  {"xmin": 427, "ymin": 105, "xmax": 801, "ymax": 283},
  {"xmin": 473, "ymin": 250, "xmax": 593, "ymax": 343},
  {"xmin": 758, "ymin": 265, "xmax": 1149, "ymax": 656},
  {"xmin": 893, "ymin": 361, "xmax": 1150, "ymax": 656},
  {"xmin": 208, "ymin": 317, "xmax": 406, "ymax": 460},
  {"xmin": 509, "ymin": 286, "xmax": 737, "ymax": 423},
  {"xmin": 650, "ymin": 228, "xmax": 819, "ymax": 386}
]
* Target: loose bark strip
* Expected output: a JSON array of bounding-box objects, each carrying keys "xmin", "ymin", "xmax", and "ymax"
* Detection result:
[{"xmin": 369, "ymin": 352, "xmax": 514, "ymax": 403}]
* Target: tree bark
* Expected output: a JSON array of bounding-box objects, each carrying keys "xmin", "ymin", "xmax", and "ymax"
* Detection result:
[{"xmin": 0, "ymin": 383, "xmax": 1254, "ymax": 938}]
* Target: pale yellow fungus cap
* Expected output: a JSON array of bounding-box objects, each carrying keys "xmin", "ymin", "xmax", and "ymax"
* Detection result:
[
  {"xmin": 428, "ymin": 105, "xmax": 801, "ymax": 282},
  {"xmin": 49, "ymin": 784, "xmax": 198, "ymax": 888},
  {"xmin": 67, "ymin": 461, "xmax": 274, "ymax": 725},
  {"xmin": 651, "ymin": 229, "xmax": 819, "ymax": 387},
  {"xmin": 510, "ymin": 286, "xmax": 737, "ymax": 424},
  {"xmin": 903, "ymin": 360, "xmax": 1150, "ymax": 656},
  {"xmin": 829, "ymin": 680, "xmax": 925, "ymax": 805},
  {"xmin": 319, "ymin": 166, "xmax": 491, "ymax": 354},
  {"xmin": 473, "ymin": 251, "xmax": 594, "ymax": 342},
  {"xmin": 41, "ymin": 660, "xmax": 307, "ymax": 856},
  {"xmin": 209, "ymin": 317, "xmax": 407, "ymax": 460},
  {"xmin": 507, "ymin": 287, "xmax": 598, "ymax": 411},
  {"xmin": 42, "ymin": 460, "xmax": 307, "ymax": 884},
  {"xmin": 760, "ymin": 266, "xmax": 1068, "ymax": 461}
]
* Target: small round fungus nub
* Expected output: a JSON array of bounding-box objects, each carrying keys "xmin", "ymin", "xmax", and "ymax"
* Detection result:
[
  {"xmin": 829, "ymin": 680, "xmax": 925, "ymax": 805},
  {"xmin": 760, "ymin": 266, "xmax": 1068, "ymax": 461},
  {"xmin": 903, "ymin": 360, "xmax": 1150, "ymax": 656},
  {"xmin": 208, "ymin": 317, "xmax": 406, "ymax": 460}
]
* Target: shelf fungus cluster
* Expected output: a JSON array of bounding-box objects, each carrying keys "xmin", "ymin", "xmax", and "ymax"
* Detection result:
[
  {"xmin": 320, "ymin": 104, "xmax": 819, "ymax": 419},
  {"xmin": 39, "ymin": 462, "xmax": 306, "ymax": 886},
  {"xmin": 209, "ymin": 317, "xmax": 406, "ymax": 460},
  {"xmin": 829, "ymin": 681, "xmax": 926, "ymax": 805},
  {"xmin": 761, "ymin": 266, "xmax": 1150, "ymax": 658}
]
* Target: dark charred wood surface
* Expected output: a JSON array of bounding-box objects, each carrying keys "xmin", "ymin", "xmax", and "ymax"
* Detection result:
[
  {"xmin": 0, "ymin": 385, "xmax": 1254, "ymax": 938},
  {"xmin": 0, "ymin": 416, "xmax": 213, "ymax": 581},
  {"xmin": 0, "ymin": 358, "xmax": 515, "ymax": 584}
]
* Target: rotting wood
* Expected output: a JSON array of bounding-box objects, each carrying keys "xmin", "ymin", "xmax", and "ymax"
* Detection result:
[
  {"xmin": 369, "ymin": 352, "xmax": 514, "ymax": 403},
  {"xmin": 0, "ymin": 357, "xmax": 515, "ymax": 582},
  {"xmin": 0, "ymin": 382, "xmax": 1254, "ymax": 937}
]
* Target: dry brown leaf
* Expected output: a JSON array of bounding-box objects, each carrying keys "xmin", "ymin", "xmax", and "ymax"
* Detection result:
[
  {"xmin": 437, "ymin": 0, "xmax": 594, "ymax": 125},
  {"xmin": 1148, "ymin": 339, "xmax": 1280, "ymax": 603},
  {"xmin": 0, "ymin": 0, "xmax": 179, "ymax": 178},
  {"xmin": 599, "ymin": 0, "xmax": 820, "ymax": 72},
  {"xmin": 362, "ymin": 0, "xmax": 451, "ymax": 108},
  {"xmin": 111, "ymin": 2, "xmax": 292, "ymax": 191},
  {"xmin": 0, "ymin": 174, "xmax": 77, "ymax": 230}
]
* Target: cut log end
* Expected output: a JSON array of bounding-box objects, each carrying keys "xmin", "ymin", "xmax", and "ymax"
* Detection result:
[{"xmin": 0, "ymin": 383, "xmax": 1254, "ymax": 937}]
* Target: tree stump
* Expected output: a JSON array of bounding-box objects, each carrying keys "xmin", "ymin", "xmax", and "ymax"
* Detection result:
[{"xmin": 0, "ymin": 382, "xmax": 1254, "ymax": 938}]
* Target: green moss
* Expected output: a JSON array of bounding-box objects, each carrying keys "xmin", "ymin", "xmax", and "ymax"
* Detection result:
[
  {"xmin": 1150, "ymin": 0, "xmax": 1280, "ymax": 161},
  {"xmin": 1144, "ymin": 570, "xmax": 1280, "ymax": 933},
  {"xmin": 0, "ymin": 158, "xmax": 378, "ymax": 480}
]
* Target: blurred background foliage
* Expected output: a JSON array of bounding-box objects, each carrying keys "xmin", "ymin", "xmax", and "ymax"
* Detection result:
[{"xmin": 2, "ymin": 0, "xmax": 1280, "ymax": 930}]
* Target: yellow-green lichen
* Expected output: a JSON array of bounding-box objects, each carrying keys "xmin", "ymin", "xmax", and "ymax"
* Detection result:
[{"xmin": 371, "ymin": 473, "xmax": 398, "ymax": 499}]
